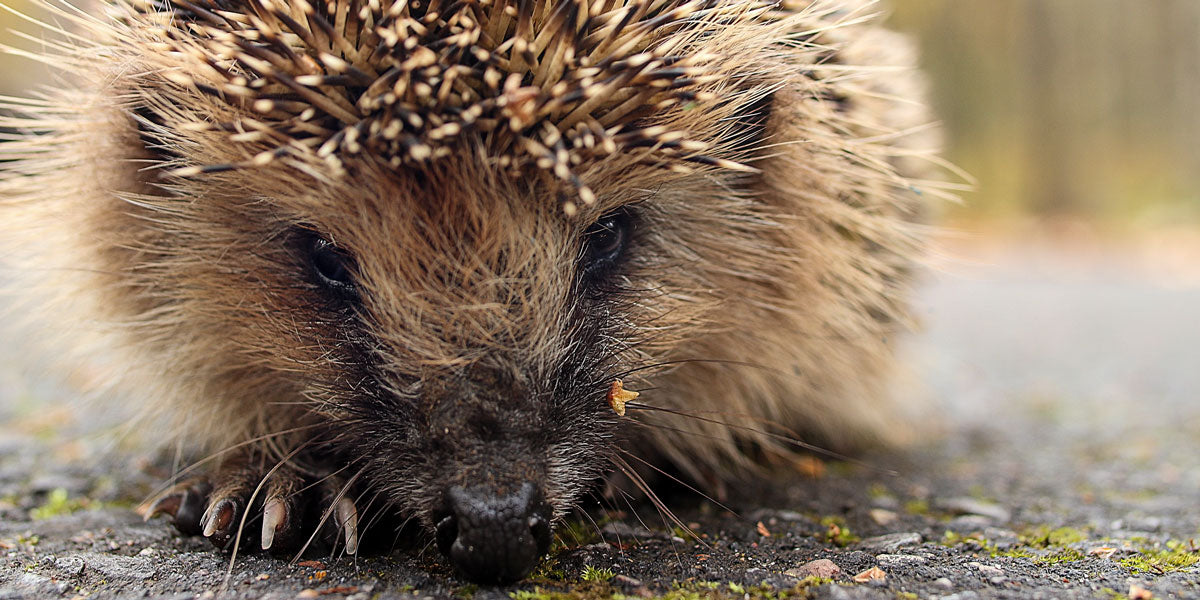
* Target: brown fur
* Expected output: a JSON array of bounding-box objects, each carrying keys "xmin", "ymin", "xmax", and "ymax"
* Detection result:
[{"xmin": 0, "ymin": 0, "xmax": 944, "ymax": 556}]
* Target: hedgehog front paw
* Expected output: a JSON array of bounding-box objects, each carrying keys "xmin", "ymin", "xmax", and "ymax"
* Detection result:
[{"xmin": 141, "ymin": 457, "xmax": 360, "ymax": 557}]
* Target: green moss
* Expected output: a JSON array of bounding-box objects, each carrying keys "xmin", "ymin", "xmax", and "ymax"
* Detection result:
[
  {"xmin": 1118, "ymin": 541, "xmax": 1200, "ymax": 574},
  {"xmin": 528, "ymin": 563, "xmax": 567, "ymax": 582},
  {"xmin": 991, "ymin": 548, "xmax": 1034, "ymax": 559},
  {"xmin": 29, "ymin": 488, "xmax": 88, "ymax": 520},
  {"xmin": 1033, "ymin": 548, "xmax": 1085, "ymax": 565},
  {"xmin": 942, "ymin": 530, "xmax": 1036, "ymax": 559},
  {"xmin": 818, "ymin": 517, "xmax": 859, "ymax": 547},
  {"xmin": 554, "ymin": 517, "xmax": 603, "ymax": 550},
  {"xmin": 794, "ymin": 576, "xmax": 833, "ymax": 588},
  {"xmin": 510, "ymin": 588, "xmax": 555, "ymax": 600},
  {"xmin": 580, "ymin": 565, "xmax": 614, "ymax": 583},
  {"xmin": 454, "ymin": 584, "xmax": 478, "ymax": 599},
  {"xmin": 967, "ymin": 485, "xmax": 991, "ymax": 501},
  {"xmin": 903, "ymin": 500, "xmax": 930, "ymax": 516},
  {"xmin": 1023, "ymin": 526, "xmax": 1087, "ymax": 548}
]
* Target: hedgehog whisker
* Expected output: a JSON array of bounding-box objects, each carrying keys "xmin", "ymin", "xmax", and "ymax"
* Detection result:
[
  {"xmin": 607, "ymin": 453, "xmax": 693, "ymax": 546},
  {"xmin": 618, "ymin": 449, "xmax": 732, "ymax": 539},
  {"xmin": 607, "ymin": 455, "xmax": 689, "ymax": 573},
  {"xmin": 627, "ymin": 404, "xmax": 893, "ymax": 475}
]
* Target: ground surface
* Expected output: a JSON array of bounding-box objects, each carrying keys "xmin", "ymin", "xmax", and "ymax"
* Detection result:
[{"xmin": 1, "ymin": 236, "xmax": 1199, "ymax": 600}]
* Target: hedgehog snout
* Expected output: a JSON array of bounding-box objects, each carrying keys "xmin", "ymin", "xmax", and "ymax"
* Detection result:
[{"xmin": 433, "ymin": 482, "xmax": 552, "ymax": 583}]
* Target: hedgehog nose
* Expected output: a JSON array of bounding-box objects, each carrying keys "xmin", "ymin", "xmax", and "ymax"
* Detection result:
[{"xmin": 434, "ymin": 482, "xmax": 552, "ymax": 583}]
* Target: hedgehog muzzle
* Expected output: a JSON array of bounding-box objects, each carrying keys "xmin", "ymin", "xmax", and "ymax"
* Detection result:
[{"xmin": 434, "ymin": 482, "xmax": 552, "ymax": 583}]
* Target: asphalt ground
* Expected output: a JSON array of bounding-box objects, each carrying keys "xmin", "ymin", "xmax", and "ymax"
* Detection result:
[{"xmin": 1, "ymin": 233, "xmax": 1199, "ymax": 600}]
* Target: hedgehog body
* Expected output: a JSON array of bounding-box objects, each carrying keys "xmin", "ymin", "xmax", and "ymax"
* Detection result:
[{"xmin": 0, "ymin": 0, "xmax": 939, "ymax": 582}]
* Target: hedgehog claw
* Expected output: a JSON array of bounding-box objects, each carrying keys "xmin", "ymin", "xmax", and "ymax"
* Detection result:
[
  {"xmin": 334, "ymin": 497, "xmax": 359, "ymax": 555},
  {"xmin": 261, "ymin": 498, "xmax": 286, "ymax": 550},
  {"xmin": 142, "ymin": 492, "xmax": 181, "ymax": 521},
  {"xmin": 142, "ymin": 479, "xmax": 211, "ymax": 537},
  {"xmin": 201, "ymin": 498, "xmax": 238, "ymax": 540},
  {"xmin": 146, "ymin": 461, "xmax": 365, "ymax": 557}
]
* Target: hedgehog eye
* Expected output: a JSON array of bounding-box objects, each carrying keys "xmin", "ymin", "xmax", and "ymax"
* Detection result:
[
  {"xmin": 307, "ymin": 235, "xmax": 357, "ymax": 293},
  {"xmin": 580, "ymin": 210, "xmax": 632, "ymax": 280}
]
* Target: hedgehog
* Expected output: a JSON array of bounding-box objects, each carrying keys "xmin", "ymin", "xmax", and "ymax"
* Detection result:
[{"xmin": 0, "ymin": 0, "xmax": 943, "ymax": 583}]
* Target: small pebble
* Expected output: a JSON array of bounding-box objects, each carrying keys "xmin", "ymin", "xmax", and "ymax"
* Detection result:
[
  {"xmin": 868, "ymin": 508, "xmax": 897, "ymax": 526},
  {"xmin": 942, "ymin": 592, "xmax": 981, "ymax": 600},
  {"xmin": 612, "ymin": 574, "xmax": 644, "ymax": 591},
  {"xmin": 870, "ymin": 495, "xmax": 900, "ymax": 510},
  {"xmin": 947, "ymin": 515, "xmax": 993, "ymax": 531},
  {"xmin": 983, "ymin": 527, "xmax": 1020, "ymax": 549},
  {"xmin": 53, "ymin": 556, "xmax": 85, "ymax": 576},
  {"xmin": 858, "ymin": 532, "xmax": 922, "ymax": 552},
  {"xmin": 934, "ymin": 577, "xmax": 954, "ymax": 589},
  {"xmin": 977, "ymin": 564, "xmax": 1004, "ymax": 577},
  {"xmin": 939, "ymin": 498, "xmax": 1011, "ymax": 523},
  {"xmin": 876, "ymin": 553, "xmax": 927, "ymax": 568},
  {"xmin": 785, "ymin": 558, "xmax": 841, "ymax": 578}
]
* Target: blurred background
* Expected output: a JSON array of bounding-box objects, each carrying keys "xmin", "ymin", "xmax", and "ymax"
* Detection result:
[
  {"xmin": 889, "ymin": 0, "xmax": 1200, "ymax": 229},
  {"xmin": 4, "ymin": 0, "xmax": 1200, "ymax": 229}
]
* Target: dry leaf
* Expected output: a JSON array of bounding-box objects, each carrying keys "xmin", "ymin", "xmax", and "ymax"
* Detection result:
[
  {"xmin": 1089, "ymin": 546, "xmax": 1118, "ymax": 559},
  {"xmin": 853, "ymin": 566, "xmax": 887, "ymax": 583},
  {"xmin": 607, "ymin": 380, "xmax": 639, "ymax": 416},
  {"xmin": 1129, "ymin": 584, "xmax": 1154, "ymax": 599},
  {"xmin": 756, "ymin": 521, "xmax": 771, "ymax": 537}
]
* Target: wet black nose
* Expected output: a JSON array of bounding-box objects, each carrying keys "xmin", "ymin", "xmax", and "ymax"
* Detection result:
[{"xmin": 434, "ymin": 482, "xmax": 552, "ymax": 583}]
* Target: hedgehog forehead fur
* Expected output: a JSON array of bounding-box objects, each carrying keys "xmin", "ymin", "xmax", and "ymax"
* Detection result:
[{"xmin": 112, "ymin": 0, "xmax": 825, "ymax": 213}]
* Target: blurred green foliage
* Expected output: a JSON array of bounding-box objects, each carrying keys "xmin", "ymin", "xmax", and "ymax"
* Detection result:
[
  {"xmin": 889, "ymin": 0, "xmax": 1200, "ymax": 224},
  {"xmin": 3, "ymin": 1, "xmax": 1198, "ymax": 223}
]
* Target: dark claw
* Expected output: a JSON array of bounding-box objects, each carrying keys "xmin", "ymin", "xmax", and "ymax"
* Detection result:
[
  {"xmin": 142, "ymin": 480, "xmax": 211, "ymax": 537},
  {"xmin": 203, "ymin": 498, "xmax": 244, "ymax": 549},
  {"xmin": 143, "ymin": 493, "xmax": 181, "ymax": 521},
  {"xmin": 174, "ymin": 483, "xmax": 211, "ymax": 536}
]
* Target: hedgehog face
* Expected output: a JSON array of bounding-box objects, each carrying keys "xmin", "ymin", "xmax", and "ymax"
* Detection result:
[
  {"xmin": 178, "ymin": 153, "xmax": 708, "ymax": 580},
  {"xmin": 287, "ymin": 161, "xmax": 634, "ymax": 570}
]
